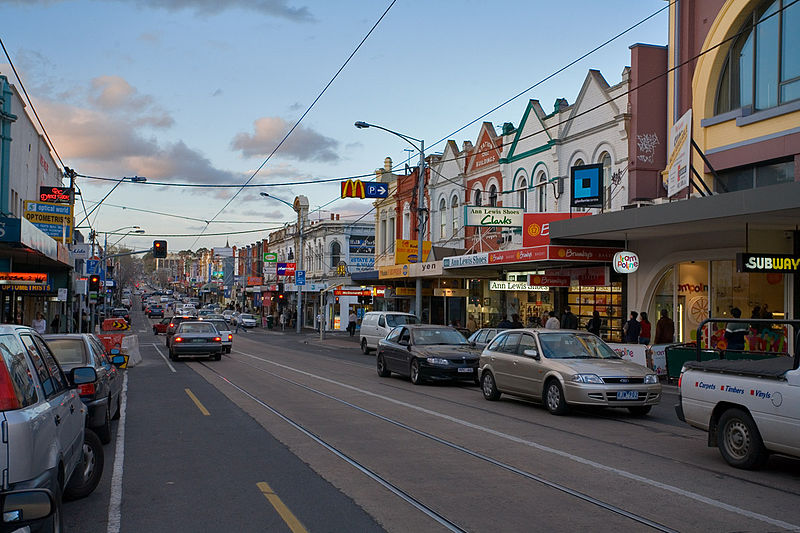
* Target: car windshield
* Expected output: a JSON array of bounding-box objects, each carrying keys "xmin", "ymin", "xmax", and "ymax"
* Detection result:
[
  {"xmin": 208, "ymin": 321, "xmax": 228, "ymax": 332},
  {"xmin": 538, "ymin": 333, "xmax": 620, "ymax": 360},
  {"xmin": 412, "ymin": 328, "xmax": 468, "ymax": 345},
  {"xmin": 240, "ymin": 314, "xmax": 254, "ymax": 320},
  {"xmin": 179, "ymin": 323, "xmax": 216, "ymax": 334},
  {"xmin": 386, "ymin": 315, "xmax": 418, "ymax": 327},
  {"xmin": 46, "ymin": 338, "xmax": 86, "ymax": 365}
]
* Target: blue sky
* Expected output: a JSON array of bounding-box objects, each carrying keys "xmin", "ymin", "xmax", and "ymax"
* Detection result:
[{"xmin": 1, "ymin": 0, "xmax": 667, "ymax": 251}]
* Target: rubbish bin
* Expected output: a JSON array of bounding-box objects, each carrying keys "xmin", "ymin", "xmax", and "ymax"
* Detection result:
[{"xmin": 266, "ymin": 315, "xmax": 274, "ymax": 329}]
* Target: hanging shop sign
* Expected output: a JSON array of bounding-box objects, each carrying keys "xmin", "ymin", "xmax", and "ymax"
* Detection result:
[
  {"xmin": 0, "ymin": 272, "xmax": 48, "ymax": 285},
  {"xmin": 489, "ymin": 280, "xmax": 549, "ymax": 292},
  {"xmin": 277, "ymin": 263, "xmax": 296, "ymax": 276},
  {"xmin": 527, "ymin": 274, "xmax": 571, "ymax": 287},
  {"xmin": 523, "ymin": 213, "xmax": 591, "ymax": 247},
  {"xmin": 373, "ymin": 286, "xmax": 386, "ymax": 297},
  {"xmin": 341, "ymin": 179, "xmax": 388, "ymax": 199},
  {"xmin": 334, "ymin": 289, "xmax": 372, "ymax": 297},
  {"xmin": 464, "ymin": 206, "xmax": 523, "ymax": 227},
  {"xmin": 547, "ymin": 266, "xmax": 610, "ymax": 286},
  {"xmin": 263, "ymin": 252, "xmax": 278, "ymax": 262},
  {"xmin": 570, "ymin": 163, "xmax": 604, "ymax": 208},
  {"xmin": 442, "ymin": 252, "xmax": 489, "ymax": 269},
  {"xmin": 395, "ymin": 239, "xmax": 432, "ymax": 264},
  {"xmin": 433, "ymin": 288, "xmax": 469, "ymax": 297},
  {"xmin": 38, "ymin": 186, "xmax": 73, "ymax": 204},
  {"xmin": 736, "ymin": 253, "xmax": 800, "ymax": 273},
  {"xmin": 613, "ymin": 251, "xmax": 640, "ymax": 274},
  {"xmin": 409, "ymin": 261, "xmax": 443, "ymax": 277},
  {"xmin": 666, "ymin": 108, "xmax": 692, "ymax": 197}
]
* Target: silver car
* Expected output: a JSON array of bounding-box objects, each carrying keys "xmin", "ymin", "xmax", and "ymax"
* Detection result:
[
  {"xmin": 204, "ymin": 319, "xmax": 233, "ymax": 354},
  {"xmin": 479, "ymin": 329, "xmax": 661, "ymax": 416}
]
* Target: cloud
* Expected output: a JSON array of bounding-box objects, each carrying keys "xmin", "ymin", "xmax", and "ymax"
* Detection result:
[
  {"xmin": 88, "ymin": 76, "xmax": 174, "ymax": 128},
  {"xmin": 231, "ymin": 117, "xmax": 340, "ymax": 162},
  {"xmin": 0, "ymin": 0, "xmax": 314, "ymax": 21},
  {"xmin": 126, "ymin": 141, "xmax": 240, "ymax": 184}
]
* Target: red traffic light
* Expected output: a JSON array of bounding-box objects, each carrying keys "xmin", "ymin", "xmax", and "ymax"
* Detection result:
[
  {"xmin": 89, "ymin": 275, "xmax": 101, "ymax": 292},
  {"xmin": 153, "ymin": 240, "xmax": 167, "ymax": 258}
]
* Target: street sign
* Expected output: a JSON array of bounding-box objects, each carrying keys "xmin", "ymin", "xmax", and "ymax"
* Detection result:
[
  {"xmin": 295, "ymin": 270, "xmax": 306, "ymax": 285},
  {"xmin": 340, "ymin": 179, "xmax": 389, "ymax": 199},
  {"xmin": 57, "ymin": 288, "xmax": 68, "ymax": 301},
  {"xmin": 86, "ymin": 260, "xmax": 102, "ymax": 276},
  {"xmin": 263, "ymin": 252, "xmax": 278, "ymax": 262}
]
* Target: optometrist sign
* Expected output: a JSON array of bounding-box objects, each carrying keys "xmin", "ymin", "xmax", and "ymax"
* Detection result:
[{"xmin": 464, "ymin": 206, "xmax": 523, "ymax": 227}]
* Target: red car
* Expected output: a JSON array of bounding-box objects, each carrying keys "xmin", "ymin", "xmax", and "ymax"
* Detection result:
[{"xmin": 152, "ymin": 317, "xmax": 170, "ymax": 335}]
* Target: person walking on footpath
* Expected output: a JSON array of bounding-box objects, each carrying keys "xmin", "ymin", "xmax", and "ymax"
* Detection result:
[
  {"xmin": 280, "ymin": 311, "xmax": 287, "ymax": 331},
  {"xmin": 347, "ymin": 310, "xmax": 357, "ymax": 337},
  {"xmin": 560, "ymin": 306, "xmax": 578, "ymax": 329},
  {"xmin": 32, "ymin": 312, "xmax": 46, "ymax": 334},
  {"xmin": 586, "ymin": 310, "xmax": 602, "ymax": 336},
  {"xmin": 50, "ymin": 314, "xmax": 60, "ymax": 334},
  {"xmin": 725, "ymin": 307, "xmax": 748, "ymax": 351},
  {"xmin": 638, "ymin": 312, "xmax": 651, "ymax": 344},
  {"xmin": 654, "ymin": 309, "xmax": 675, "ymax": 344},
  {"xmin": 545, "ymin": 312, "xmax": 560, "ymax": 330},
  {"xmin": 623, "ymin": 311, "xmax": 641, "ymax": 343}
]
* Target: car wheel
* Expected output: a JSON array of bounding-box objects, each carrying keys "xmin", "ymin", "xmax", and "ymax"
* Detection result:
[
  {"xmin": 64, "ymin": 429, "xmax": 104, "ymax": 501},
  {"xmin": 225, "ymin": 346, "xmax": 231, "ymax": 354},
  {"xmin": 112, "ymin": 395, "xmax": 121, "ymax": 420},
  {"xmin": 169, "ymin": 349, "xmax": 177, "ymax": 361},
  {"xmin": 376, "ymin": 353, "xmax": 390, "ymax": 377},
  {"xmin": 544, "ymin": 379, "xmax": 569, "ymax": 415},
  {"xmin": 481, "ymin": 371, "xmax": 501, "ymax": 401},
  {"xmin": 213, "ymin": 352, "xmax": 222, "ymax": 361},
  {"xmin": 95, "ymin": 401, "xmax": 112, "ymax": 444},
  {"xmin": 361, "ymin": 338, "xmax": 370, "ymax": 354},
  {"xmin": 410, "ymin": 359, "xmax": 424, "ymax": 385},
  {"xmin": 717, "ymin": 408, "xmax": 768, "ymax": 469},
  {"xmin": 628, "ymin": 405, "xmax": 652, "ymax": 416}
]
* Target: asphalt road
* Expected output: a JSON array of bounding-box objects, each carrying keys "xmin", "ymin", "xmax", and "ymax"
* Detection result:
[{"xmin": 63, "ymin": 303, "xmax": 800, "ymax": 532}]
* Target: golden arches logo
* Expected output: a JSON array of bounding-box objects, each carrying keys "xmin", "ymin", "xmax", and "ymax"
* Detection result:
[
  {"xmin": 341, "ymin": 179, "xmax": 366, "ymax": 199},
  {"xmin": 527, "ymin": 223, "xmax": 541, "ymax": 238}
]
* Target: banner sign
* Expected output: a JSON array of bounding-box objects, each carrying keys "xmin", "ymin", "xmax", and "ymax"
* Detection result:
[
  {"xmin": 667, "ymin": 108, "xmax": 692, "ymax": 197},
  {"xmin": 527, "ymin": 274, "xmax": 571, "ymax": 287},
  {"xmin": 341, "ymin": 179, "xmax": 388, "ymax": 199},
  {"xmin": 0, "ymin": 272, "xmax": 48, "ymax": 285},
  {"xmin": 334, "ymin": 289, "xmax": 371, "ymax": 296},
  {"xmin": 247, "ymin": 276, "xmax": 263, "ymax": 286},
  {"xmin": 395, "ymin": 239, "xmax": 432, "ymax": 264},
  {"xmin": 277, "ymin": 263, "xmax": 296, "ymax": 276},
  {"xmin": 736, "ymin": 253, "xmax": 800, "ymax": 273},
  {"xmin": 38, "ymin": 186, "xmax": 73, "ymax": 204},
  {"xmin": 607, "ymin": 343, "xmax": 649, "ymax": 368},
  {"xmin": 349, "ymin": 235, "xmax": 375, "ymax": 254},
  {"xmin": 442, "ymin": 253, "xmax": 489, "ymax": 269},
  {"xmin": 464, "ymin": 206, "xmax": 523, "ymax": 227},
  {"xmin": 570, "ymin": 163, "xmax": 604, "ymax": 208},
  {"xmin": 523, "ymin": 213, "xmax": 590, "ymax": 247},
  {"xmin": 379, "ymin": 264, "xmax": 409, "ymax": 279}
]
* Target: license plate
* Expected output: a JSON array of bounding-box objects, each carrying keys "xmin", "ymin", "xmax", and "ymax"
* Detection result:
[
  {"xmin": 616, "ymin": 390, "xmax": 639, "ymax": 400},
  {"xmin": 458, "ymin": 367, "xmax": 474, "ymax": 373},
  {"xmin": 192, "ymin": 338, "xmax": 206, "ymax": 343}
]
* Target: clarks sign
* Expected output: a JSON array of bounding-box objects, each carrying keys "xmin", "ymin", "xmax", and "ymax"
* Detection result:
[
  {"xmin": 737, "ymin": 253, "xmax": 800, "ymax": 273},
  {"xmin": 464, "ymin": 206, "xmax": 523, "ymax": 227}
]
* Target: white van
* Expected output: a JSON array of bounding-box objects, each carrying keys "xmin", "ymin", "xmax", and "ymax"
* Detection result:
[{"xmin": 359, "ymin": 311, "xmax": 419, "ymax": 354}]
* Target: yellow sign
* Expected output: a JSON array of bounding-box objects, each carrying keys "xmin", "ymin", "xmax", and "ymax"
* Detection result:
[
  {"xmin": 395, "ymin": 287, "xmax": 433, "ymax": 296},
  {"xmin": 394, "ymin": 239, "xmax": 432, "ymax": 265},
  {"xmin": 341, "ymin": 179, "xmax": 366, "ymax": 199},
  {"xmin": 433, "ymin": 288, "xmax": 469, "ymax": 297},
  {"xmin": 379, "ymin": 264, "xmax": 410, "ymax": 279},
  {"xmin": 24, "ymin": 201, "xmax": 74, "ymax": 242}
]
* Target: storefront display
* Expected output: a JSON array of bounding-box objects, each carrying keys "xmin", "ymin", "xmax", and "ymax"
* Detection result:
[{"xmin": 568, "ymin": 282, "xmax": 623, "ymax": 342}]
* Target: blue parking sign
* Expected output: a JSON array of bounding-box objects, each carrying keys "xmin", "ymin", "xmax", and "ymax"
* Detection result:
[{"xmin": 295, "ymin": 270, "xmax": 306, "ymax": 285}]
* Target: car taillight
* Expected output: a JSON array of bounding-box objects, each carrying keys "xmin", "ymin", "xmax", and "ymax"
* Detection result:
[
  {"xmin": 169, "ymin": 323, "xmax": 174, "ymax": 328},
  {"xmin": 174, "ymin": 337, "xmax": 183, "ymax": 343},
  {"xmin": 213, "ymin": 337, "xmax": 221, "ymax": 342},
  {"xmin": 0, "ymin": 363, "xmax": 21, "ymax": 410},
  {"xmin": 677, "ymin": 372, "xmax": 682, "ymax": 389},
  {"xmin": 227, "ymin": 334, "xmax": 232, "ymax": 341},
  {"xmin": 78, "ymin": 383, "xmax": 96, "ymax": 397}
]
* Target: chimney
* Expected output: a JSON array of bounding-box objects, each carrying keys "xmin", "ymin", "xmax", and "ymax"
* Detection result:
[
  {"xmin": 384, "ymin": 157, "xmax": 392, "ymax": 171},
  {"xmin": 330, "ymin": 213, "xmax": 335, "ymax": 220},
  {"xmin": 336, "ymin": 214, "xmax": 340, "ymax": 221}
]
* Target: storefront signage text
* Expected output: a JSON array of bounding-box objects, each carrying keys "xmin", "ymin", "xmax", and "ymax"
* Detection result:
[
  {"xmin": 395, "ymin": 239, "xmax": 432, "ymax": 264},
  {"xmin": 737, "ymin": 253, "xmax": 800, "ymax": 273},
  {"xmin": 379, "ymin": 264, "xmax": 409, "ymax": 279},
  {"xmin": 38, "ymin": 186, "xmax": 73, "ymax": 204},
  {"xmin": 523, "ymin": 213, "xmax": 590, "ymax": 247},
  {"xmin": 247, "ymin": 276, "xmax": 263, "ymax": 286},
  {"xmin": 277, "ymin": 263, "xmax": 296, "ymax": 276},
  {"xmin": 527, "ymin": 274, "xmax": 571, "ymax": 287},
  {"xmin": 334, "ymin": 289, "xmax": 372, "ymax": 296},
  {"xmin": 464, "ymin": 206, "xmax": 523, "ymax": 227},
  {"xmin": 433, "ymin": 288, "xmax": 469, "ymax": 297},
  {"xmin": 489, "ymin": 280, "xmax": 549, "ymax": 291},
  {"xmin": 409, "ymin": 261, "xmax": 443, "ymax": 277},
  {"xmin": 613, "ymin": 251, "xmax": 640, "ymax": 274},
  {"xmin": 0, "ymin": 272, "xmax": 48, "ymax": 285}
]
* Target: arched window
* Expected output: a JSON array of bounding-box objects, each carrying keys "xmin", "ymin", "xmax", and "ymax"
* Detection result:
[
  {"xmin": 439, "ymin": 198, "xmax": 447, "ymax": 240},
  {"xmin": 330, "ymin": 241, "xmax": 341, "ymax": 268},
  {"xmin": 600, "ymin": 152, "xmax": 612, "ymax": 209},
  {"xmin": 489, "ymin": 184, "xmax": 498, "ymax": 207},
  {"xmin": 574, "ymin": 158, "xmax": 584, "ymax": 168},
  {"xmin": 537, "ymin": 172, "xmax": 548, "ymax": 212},
  {"xmin": 451, "ymin": 195, "xmax": 459, "ymax": 235},
  {"xmin": 402, "ymin": 204, "xmax": 411, "ymax": 240},
  {"xmin": 716, "ymin": 0, "xmax": 799, "ymax": 113},
  {"xmin": 518, "ymin": 178, "xmax": 527, "ymax": 210},
  {"xmin": 473, "ymin": 188, "xmax": 482, "ymax": 206}
]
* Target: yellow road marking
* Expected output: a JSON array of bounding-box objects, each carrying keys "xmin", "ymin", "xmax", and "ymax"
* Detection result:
[
  {"xmin": 256, "ymin": 482, "xmax": 308, "ymax": 533},
  {"xmin": 184, "ymin": 388, "xmax": 210, "ymax": 416}
]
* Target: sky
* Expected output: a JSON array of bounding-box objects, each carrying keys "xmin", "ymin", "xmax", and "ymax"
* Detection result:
[{"xmin": 0, "ymin": 0, "xmax": 668, "ymax": 252}]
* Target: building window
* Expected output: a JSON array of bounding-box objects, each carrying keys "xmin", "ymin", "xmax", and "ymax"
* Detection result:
[
  {"xmin": 380, "ymin": 219, "xmax": 387, "ymax": 256},
  {"xmin": 518, "ymin": 178, "xmax": 527, "ymax": 210},
  {"xmin": 716, "ymin": 158, "xmax": 794, "ymax": 192},
  {"xmin": 488, "ymin": 184, "xmax": 498, "ymax": 207},
  {"xmin": 451, "ymin": 195, "xmax": 459, "ymax": 235},
  {"xmin": 716, "ymin": 0, "xmax": 800, "ymax": 114},
  {"xmin": 473, "ymin": 188, "xmax": 482, "ymax": 206},
  {"xmin": 388, "ymin": 217, "xmax": 395, "ymax": 252},
  {"xmin": 330, "ymin": 241, "xmax": 341, "ymax": 268},
  {"xmin": 402, "ymin": 205, "xmax": 410, "ymax": 240},
  {"xmin": 439, "ymin": 198, "xmax": 447, "ymax": 240},
  {"xmin": 537, "ymin": 172, "xmax": 548, "ymax": 212},
  {"xmin": 599, "ymin": 152, "xmax": 612, "ymax": 209}
]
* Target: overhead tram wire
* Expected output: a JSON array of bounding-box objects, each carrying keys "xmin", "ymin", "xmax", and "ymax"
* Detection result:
[{"xmin": 189, "ymin": 0, "xmax": 398, "ymax": 249}]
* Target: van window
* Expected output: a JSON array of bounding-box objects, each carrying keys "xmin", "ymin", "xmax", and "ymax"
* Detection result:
[
  {"xmin": 378, "ymin": 317, "xmax": 385, "ymax": 328},
  {"xmin": 0, "ymin": 334, "xmax": 37, "ymax": 408},
  {"xmin": 385, "ymin": 315, "xmax": 418, "ymax": 327}
]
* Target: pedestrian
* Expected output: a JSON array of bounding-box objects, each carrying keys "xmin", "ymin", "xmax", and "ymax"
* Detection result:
[
  {"xmin": 586, "ymin": 310, "xmax": 602, "ymax": 336},
  {"xmin": 510, "ymin": 314, "xmax": 523, "ymax": 328},
  {"xmin": 654, "ymin": 309, "xmax": 675, "ymax": 344},
  {"xmin": 560, "ymin": 306, "xmax": 578, "ymax": 329},
  {"xmin": 466, "ymin": 314, "xmax": 478, "ymax": 333},
  {"xmin": 545, "ymin": 312, "xmax": 560, "ymax": 329},
  {"xmin": 497, "ymin": 315, "xmax": 513, "ymax": 328},
  {"xmin": 725, "ymin": 307, "xmax": 748, "ymax": 351},
  {"xmin": 638, "ymin": 312, "xmax": 651, "ymax": 345},
  {"xmin": 32, "ymin": 312, "xmax": 47, "ymax": 334},
  {"xmin": 623, "ymin": 311, "xmax": 641, "ymax": 343},
  {"xmin": 280, "ymin": 312, "xmax": 287, "ymax": 331},
  {"xmin": 50, "ymin": 314, "xmax": 60, "ymax": 334},
  {"xmin": 347, "ymin": 310, "xmax": 357, "ymax": 337}
]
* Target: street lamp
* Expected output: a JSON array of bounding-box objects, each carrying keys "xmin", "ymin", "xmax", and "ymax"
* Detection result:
[
  {"xmin": 111, "ymin": 228, "xmax": 145, "ymax": 248},
  {"xmin": 260, "ymin": 193, "xmax": 308, "ymax": 334},
  {"xmin": 355, "ymin": 121, "xmax": 426, "ymax": 320}
]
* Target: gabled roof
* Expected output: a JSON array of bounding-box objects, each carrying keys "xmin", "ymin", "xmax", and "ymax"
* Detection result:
[
  {"xmin": 465, "ymin": 122, "xmax": 502, "ymax": 175},
  {"xmin": 501, "ymin": 100, "xmax": 555, "ymax": 164},
  {"xmin": 560, "ymin": 69, "xmax": 620, "ymax": 140}
]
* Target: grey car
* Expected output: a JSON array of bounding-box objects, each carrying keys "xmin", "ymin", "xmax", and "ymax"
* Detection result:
[
  {"xmin": 168, "ymin": 321, "xmax": 223, "ymax": 361},
  {"xmin": 467, "ymin": 328, "xmax": 507, "ymax": 350},
  {"xmin": 0, "ymin": 325, "xmax": 98, "ymax": 532}
]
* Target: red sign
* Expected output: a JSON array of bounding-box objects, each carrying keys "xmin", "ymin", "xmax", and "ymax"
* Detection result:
[
  {"xmin": 38, "ymin": 186, "xmax": 73, "ymax": 204},
  {"xmin": 528, "ymin": 274, "xmax": 570, "ymax": 287},
  {"xmin": 0, "ymin": 272, "xmax": 48, "ymax": 284},
  {"xmin": 247, "ymin": 276, "xmax": 263, "ymax": 286},
  {"xmin": 373, "ymin": 287, "xmax": 386, "ymax": 297},
  {"xmin": 488, "ymin": 247, "xmax": 548, "ymax": 265},
  {"xmin": 334, "ymin": 289, "xmax": 372, "ymax": 296},
  {"xmin": 523, "ymin": 213, "xmax": 590, "ymax": 247},
  {"xmin": 546, "ymin": 266, "xmax": 610, "ymax": 286},
  {"xmin": 547, "ymin": 246, "xmax": 619, "ymax": 262}
]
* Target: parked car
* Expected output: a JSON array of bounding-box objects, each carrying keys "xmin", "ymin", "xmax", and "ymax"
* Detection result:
[
  {"xmin": 152, "ymin": 317, "xmax": 170, "ymax": 335},
  {"xmin": 205, "ymin": 319, "xmax": 233, "ymax": 353},
  {"xmin": 479, "ymin": 329, "xmax": 661, "ymax": 416},
  {"xmin": 360, "ymin": 311, "xmax": 419, "ymax": 354},
  {"xmin": 376, "ymin": 325, "xmax": 478, "ymax": 385},
  {"xmin": 111, "ymin": 307, "xmax": 130, "ymax": 324},
  {"xmin": 467, "ymin": 328, "xmax": 507, "ymax": 350},
  {"xmin": 44, "ymin": 334, "xmax": 125, "ymax": 444},
  {"xmin": 168, "ymin": 321, "xmax": 223, "ymax": 361},
  {"xmin": 0, "ymin": 324, "xmax": 99, "ymax": 531},
  {"xmin": 237, "ymin": 313, "xmax": 257, "ymax": 328}
]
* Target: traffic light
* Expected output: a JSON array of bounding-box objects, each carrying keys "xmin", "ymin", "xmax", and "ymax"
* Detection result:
[
  {"xmin": 153, "ymin": 240, "xmax": 167, "ymax": 258},
  {"xmin": 89, "ymin": 275, "xmax": 101, "ymax": 292}
]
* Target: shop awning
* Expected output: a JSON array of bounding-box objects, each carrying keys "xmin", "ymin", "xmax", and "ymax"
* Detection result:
[{"xmin": 0, "ymin": 216, "xmax": 71, "ymax": 268}]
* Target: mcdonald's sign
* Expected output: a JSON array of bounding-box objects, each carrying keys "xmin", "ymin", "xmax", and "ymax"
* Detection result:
[{"xmin": 341, "ymin": 179, "xmax": 388, "ymax": 199}]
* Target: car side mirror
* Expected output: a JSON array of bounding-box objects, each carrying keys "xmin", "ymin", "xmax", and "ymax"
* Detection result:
[
  {"xmin": 470, "ymin": 341, "xmax": 477, "ymax": 348},
  {"xmin": 70, "ymin": 366, "xmax": 97, "ymax": 387},
  {"xmin": 1, "ymin": 489, "xmax": 54, "ymax": 527},
  {"xmin": 523, "ymin": 349, "xmax": 540, "ymax": 360}
]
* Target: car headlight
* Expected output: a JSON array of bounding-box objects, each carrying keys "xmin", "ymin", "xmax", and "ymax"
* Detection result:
[
  {"xmin": 644, "ymin": 374, "xmax": 659, "ymax": 384},
  {"xmin": 426, "ymin": 357, "xmax": 449, "ymax": 365},
  {"xmin": 571, "ymin": 373, "xmax": 604, "ymax": 384}
]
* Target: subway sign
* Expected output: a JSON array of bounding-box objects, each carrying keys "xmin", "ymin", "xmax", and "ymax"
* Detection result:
[{"xmin": 736, "ymin": 253, "xmax": 800, "ymax": 273}]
